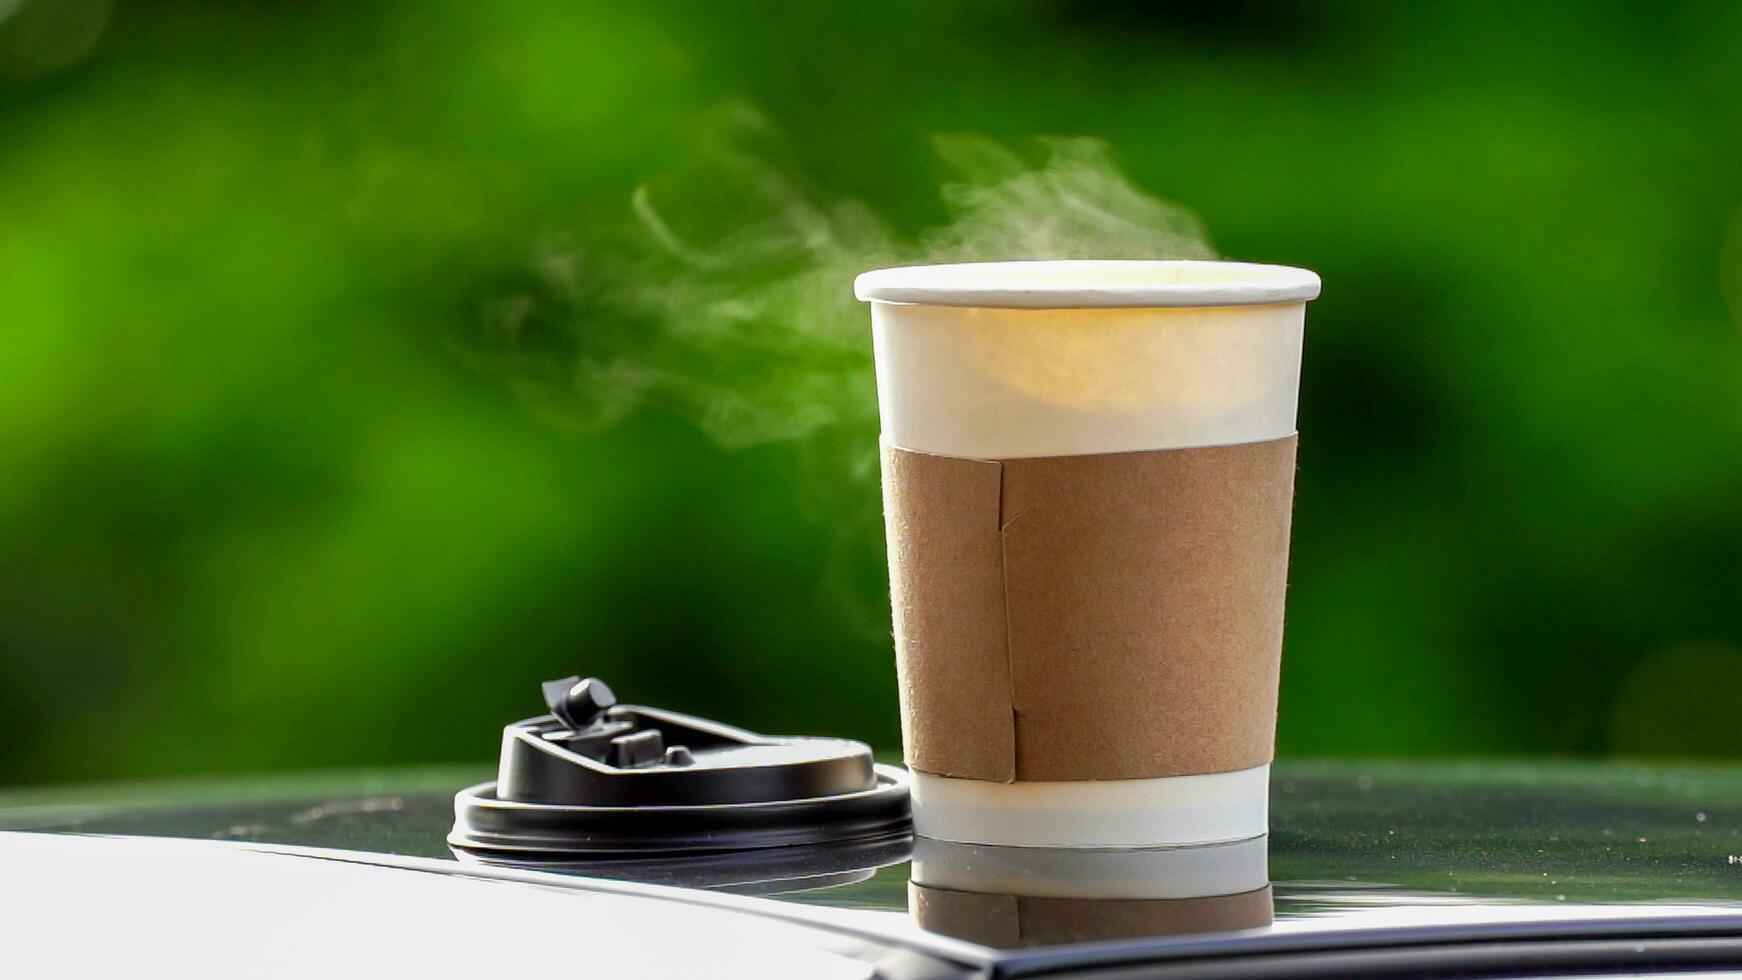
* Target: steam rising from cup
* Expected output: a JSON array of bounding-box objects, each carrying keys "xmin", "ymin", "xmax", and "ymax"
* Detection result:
[
  {"xmin": 456, "ymin": 112, "xmax": 1224, "ymax": 635},
  {"xmin": 458, "ymin": 113, "xmax": 1218, "ymax": 453}
]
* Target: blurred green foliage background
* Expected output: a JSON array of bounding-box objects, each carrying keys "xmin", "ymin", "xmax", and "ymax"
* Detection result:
[{"xmin": 3, "ymin": 0, "xmax": 1740, "ymax": 785}]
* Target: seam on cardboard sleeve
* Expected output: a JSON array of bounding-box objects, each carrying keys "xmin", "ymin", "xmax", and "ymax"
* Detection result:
[
  {"xmin": 881, "ymin": 438, "xmax": 1019, "ymax": 782},
  {"xmin": 995, "ymin": 457, "xmax": 1019, "ymax": 782},
  {"xmin": 997, "ymin": 459, "xmax": 1021, "ymax": 781}
]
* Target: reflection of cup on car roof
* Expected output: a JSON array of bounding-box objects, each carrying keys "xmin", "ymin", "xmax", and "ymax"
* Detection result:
[{"xmin": 909, "ymin": 835, "xmax": 1273, "ymax": 948}]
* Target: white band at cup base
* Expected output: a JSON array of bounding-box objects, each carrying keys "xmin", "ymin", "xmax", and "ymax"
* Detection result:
[{"xmin": 909, "ymin": 764, "xmax": 1270, "ymax": 849}]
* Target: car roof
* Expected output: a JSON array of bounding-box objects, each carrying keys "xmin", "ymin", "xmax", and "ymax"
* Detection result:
[{"xmin": 7, "ymin": 758, "xmax": 1742, "ymax": 976}]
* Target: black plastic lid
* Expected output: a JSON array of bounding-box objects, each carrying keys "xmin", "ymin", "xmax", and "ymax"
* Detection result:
[{"xmin": 450, "ymin": 675, "xmax": 910, "ymax": 857}]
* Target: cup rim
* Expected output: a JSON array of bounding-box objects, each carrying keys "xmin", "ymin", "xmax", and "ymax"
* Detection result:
[{"xmin": 854, "ymin": 259, "xmax": 1320, "ymax": 309}]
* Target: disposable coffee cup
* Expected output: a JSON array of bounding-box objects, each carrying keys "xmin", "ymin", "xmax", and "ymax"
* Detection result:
[
  {"xmin": 909, "ymin": 836, "xmax": 1273, "ymax": 947},
  {"xmin": 855, "ymin": 260, "xmax": 1320, "ymax": 848}
]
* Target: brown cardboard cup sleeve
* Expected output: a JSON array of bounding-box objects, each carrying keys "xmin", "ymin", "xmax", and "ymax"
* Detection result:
[{"xmin": 881, "ymin": 435, "xmax": 1297, "ymax": 783}]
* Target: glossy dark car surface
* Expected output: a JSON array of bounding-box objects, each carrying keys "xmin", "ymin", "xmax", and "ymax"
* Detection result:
[{"xmin": 8, "ymin": 759, "xmax": 1742, "ymax": 977}]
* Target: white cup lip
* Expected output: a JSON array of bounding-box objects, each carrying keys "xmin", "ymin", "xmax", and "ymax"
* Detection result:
[{"xmin": 854, "ymin": 259, "xmax": 1320, "ymax": 310}]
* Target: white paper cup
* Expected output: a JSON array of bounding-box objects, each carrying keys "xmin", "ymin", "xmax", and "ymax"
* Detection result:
[{"xmin": 857, "ymin": 260, "xmax": 1319, "ymax": 849}]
